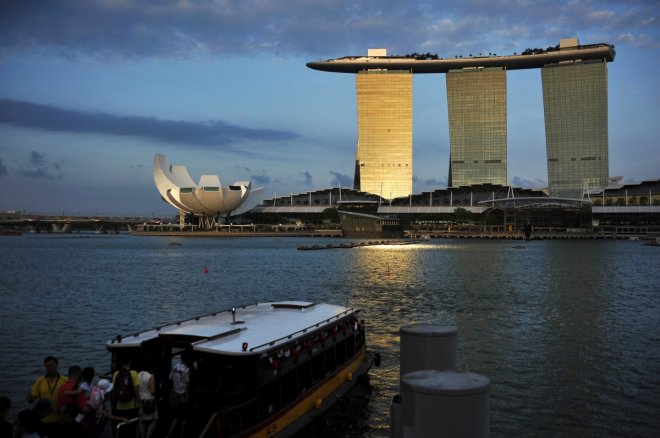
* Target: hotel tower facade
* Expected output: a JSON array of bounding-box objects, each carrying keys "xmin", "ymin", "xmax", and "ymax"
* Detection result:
[
  {"xmin": 354, "ymin": 65, "xmax": 413, "ymax": 199},
  {"xmin": 542, "ymin": 57, "xmax": 609, "ymax": 198},
  {"xmin": 308, "ymin": 38, "xmax": 615, "ymax": 199},
  {"xmin": 446, "ymin": 67, "xmax": 507, "ymax": 187}
]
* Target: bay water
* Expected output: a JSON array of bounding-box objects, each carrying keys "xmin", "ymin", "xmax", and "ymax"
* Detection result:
[{"xmin": 1, "ymin": 234, "xmax": 659, "ymax": 436}]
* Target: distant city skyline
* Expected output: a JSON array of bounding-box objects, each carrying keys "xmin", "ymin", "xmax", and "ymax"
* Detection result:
[{"xmin": 0, "ymin": 1, "xmax": 658, "ymax": 215}]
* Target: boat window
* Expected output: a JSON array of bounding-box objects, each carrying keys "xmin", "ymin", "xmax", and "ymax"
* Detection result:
[
  {"xmin": 325, "ymin": 345, "xmax": 337, "ymax": 371},
  {"xmin": 194, "ymin": 354, "xmax": 256, "ymax": 409},
  {"xmin": 258, "ymin": 380, "xmax": 280, "ymax": 419},
  {"xmin": 297, "ymin": 360, "xmax": 312, "ymax": 394},
  {"xmin": 312, "ymin": 354, "xmax": 325, "ymax": 383},
  {"xmin": 281, "ymin": 371, "xmax": 297, "ymax": 405},
  {"xmin": 346, "ymin": 334, "xmax": 356, "ymax": 358}
]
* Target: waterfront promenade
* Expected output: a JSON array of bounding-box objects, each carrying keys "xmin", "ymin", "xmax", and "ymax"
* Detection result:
[
  {"xmin": 2, "ymin": 213, "xmax": 657, "ymax": 240},
  {"xmin": 129, "ymin": 229, "xmax": 343, "ymax": 238}
]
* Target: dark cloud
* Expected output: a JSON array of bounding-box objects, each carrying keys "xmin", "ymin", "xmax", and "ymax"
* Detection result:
[
  {"xmin": 0, "ymin": 158, "xmax": 7, "ymax": 177},
  {"xmin": 0, "ymin": 1, "xmax": 656, "ymax": 60},
  {"xmin": 328, "ymin": 170, "xmax": 352, "ymax": 187},
  {"xmin": 17, "ymin": 150, "xmax": 63, "ymax": 180},
  {"xmin": 423, "ymin": 177, "xmax": 448, "ymax": 187},
  {"xmin": 413, "ymin": 176, "xmax": 448, "ymax": 188},
  {"xmin": 18, "ymin": 167, "xmax": 52, "ymax": 179},
  {"xmin": 512, "ymin": 176, "xmax": 546, "ymax": 189},
  {"xmin": 299, "ymin": 171, "xmax": 313, "ymax": 186},
  {"xmin": 251, "ymin": 173, "xmax": 271, "ymax": 185},
  {"xmin": 29, "ymin": 151, "xmax": 46, "ymax": 166},
  {"xmin": 0, "ymin": 99, "xmax": 297, "ymax": 150}
]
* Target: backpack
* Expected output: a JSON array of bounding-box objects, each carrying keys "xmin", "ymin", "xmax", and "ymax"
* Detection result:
[
  {"xmin": 89, "ymin": 386, "xmax": 104, "ymax": 410},
  {"xmin": 114, "ymin": 369, "xmax": 135, "ymax": 403}
]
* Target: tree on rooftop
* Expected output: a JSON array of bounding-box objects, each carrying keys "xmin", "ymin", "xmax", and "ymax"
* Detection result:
[{"xmin": 453, "ymin": 207, "xmax": 472, "ymax": 224}]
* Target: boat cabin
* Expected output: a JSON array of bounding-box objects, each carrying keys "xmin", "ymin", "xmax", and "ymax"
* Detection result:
[{"xmin": 106, "ymin": 301, "xmax": 367, "ymax": 437}]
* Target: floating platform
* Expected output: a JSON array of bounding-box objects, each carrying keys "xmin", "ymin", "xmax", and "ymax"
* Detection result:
[
  {"xmin": 129, "ymin": 229, "xmax": 343, "ymax": 238},
  {"xmin": 298, "ymin": 239, "xmax": 424, "ymax": 250}
]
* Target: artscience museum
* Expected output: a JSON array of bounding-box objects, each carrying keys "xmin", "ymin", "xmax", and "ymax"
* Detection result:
[{"xmin": 152, "ymin": 154, "xmax": 253, "ymax": 226}]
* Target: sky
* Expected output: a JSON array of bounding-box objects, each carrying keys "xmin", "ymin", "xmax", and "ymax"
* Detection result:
[{"xmin": 0, "ymin": 0, "xmax": 658, "ymax": 217}]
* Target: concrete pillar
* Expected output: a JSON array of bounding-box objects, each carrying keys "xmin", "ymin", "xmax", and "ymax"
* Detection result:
[
  {"xmin": 51, "ymin": 223, "xmax": 64, "ymax": 233},
  {"xmin": 51, "ymin": 223, "xmax": 72, "ymax": 233},
  {"xmin": 401, "ymin": 370, "xmax": 490, "ymax": 438},
  {"xmin": 400, "ymin": 325, "xmax": 457, "ymax": 376},
  {"xmin": 392, "ymin": 325, "xmax": 458, "ymax": 438}
]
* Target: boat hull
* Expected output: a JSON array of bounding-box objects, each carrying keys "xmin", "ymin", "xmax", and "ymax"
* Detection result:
[{"xmin": 237, "ymin": 349, "xmax": 369, "ymax": 438}]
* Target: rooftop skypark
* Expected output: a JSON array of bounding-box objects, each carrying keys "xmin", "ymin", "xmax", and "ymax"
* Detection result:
[{"xmin": 307, "ymin": 42, "xmax": 615, "ymax": 74}]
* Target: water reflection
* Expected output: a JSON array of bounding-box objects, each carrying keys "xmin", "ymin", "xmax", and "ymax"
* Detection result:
[{"xmin": 0, "ymin": 236, "xmax": 658, "ymax": 436}]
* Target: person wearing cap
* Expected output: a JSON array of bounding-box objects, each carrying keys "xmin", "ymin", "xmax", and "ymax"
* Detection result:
[
  {"xmin": 92, "ymin": 378, "xmax": 129, "ymax": 438},
  {"xmin": 89, "ymin": 379, "xmax": 113, "ymax": 414},
  {"xmin": 90, "ymin": 378, "xmax": 113, "ymax": 438},
  {"xmin": 26, "ymin": 356, "xmax": 67, "ymax": 437}
]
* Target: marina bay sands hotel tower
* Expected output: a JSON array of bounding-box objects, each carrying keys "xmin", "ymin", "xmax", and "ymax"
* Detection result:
[{"xmin": 307, "ymin": 38, "xmax": 615, "ymax": 199}]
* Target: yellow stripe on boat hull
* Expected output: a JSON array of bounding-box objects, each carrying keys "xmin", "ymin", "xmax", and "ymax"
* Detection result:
[{"xmin": 248, "ymin": 350, "xmax": 366, "ymax": 437}]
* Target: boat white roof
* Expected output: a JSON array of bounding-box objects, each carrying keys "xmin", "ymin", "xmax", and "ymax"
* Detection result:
[{"xmin": 107, "ymin": 302, "xmax": 357, "ymax": 356}]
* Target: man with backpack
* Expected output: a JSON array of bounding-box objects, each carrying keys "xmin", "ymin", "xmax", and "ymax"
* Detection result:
[
  {"xmin": 111, "ymin": 356, "xmax": 141, "ymax": 433},
  {"xmin": 167, "ymin": 351, "xmax": 193, "ymax": 438}
]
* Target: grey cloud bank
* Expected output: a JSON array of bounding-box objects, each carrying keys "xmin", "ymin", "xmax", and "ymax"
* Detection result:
[
  {"xmin": 1, "ymin": 0, "xmax": 657, "ymax": 60},
  {"xmin": 0, "ymin": 99, "xmax": 297, "ymax": 150}
]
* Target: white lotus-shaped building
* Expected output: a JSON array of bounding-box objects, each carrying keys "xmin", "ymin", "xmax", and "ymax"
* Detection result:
[{"xmin": 153, "ymin": 154, "xmax": 252, "ymax": 217}]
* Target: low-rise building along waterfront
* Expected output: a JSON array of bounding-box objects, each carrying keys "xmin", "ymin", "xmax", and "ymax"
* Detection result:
[{"xmin": 247, "ymin": 181, "xmax": 660, "ymax": 236}]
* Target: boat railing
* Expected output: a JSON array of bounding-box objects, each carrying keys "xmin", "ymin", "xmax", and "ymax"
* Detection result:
[
  {"xmin": 115, "ymin": 417, "xmax": 141, "ymax": 438},
  {"xmin": 198, "ymin": 398, "xmax": 258, "ymax": 438},
  {"xmin": 248, "ymin": 308, "xmax": 358, "ymax": 352}
]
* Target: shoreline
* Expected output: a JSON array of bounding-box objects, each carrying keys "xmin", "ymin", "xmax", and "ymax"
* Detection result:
[{"xmin": 127, "ymin": 230, "xmax": 658, "ymax": 241}]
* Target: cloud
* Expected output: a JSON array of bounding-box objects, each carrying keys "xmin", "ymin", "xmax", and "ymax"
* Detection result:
[
  {"xmin": 0, "ymin": 99, "xmax": 297, "ymax": 151},
  {"xmin": 512, "ymin": 176, "xmax": 546, "ymax": 189},
  {"xmin": 0, "ymin": 158, "xmax": 7, "ymax": 177},
  {"xmin": 251, "ymin": 172, "xmax": 271, "ymax": 185},
  {"xmin": 413, "ymin": 176, "xmax": 448, "ymax": 189},
  {"xmin": 17, "ymin": 150, "xmax": 63, "ymax": 180},
  {"xmin": 0, "ymin": 1, "xmax": 657, "ymax": 60},
  {"xmin": 299, "ymin": 171, "xmax": 313, "ymax": 186},
  {"xmin": 423, "ymin": 177, "xmax": 448, "ymax": 187},
  {"xmin": 29, "ymin": 151, "xmax": 46, "ymax": 167},
  {"xmin": 329, "ymin": 170, "xmax": 352, "ymax": 187}
]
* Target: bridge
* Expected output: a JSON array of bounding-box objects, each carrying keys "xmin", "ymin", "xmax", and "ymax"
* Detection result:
[{"xmin": 0, "ymin": 215, "xmax": 150, "ymax": 234}]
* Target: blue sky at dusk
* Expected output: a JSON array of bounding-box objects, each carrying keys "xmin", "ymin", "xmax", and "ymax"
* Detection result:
[{"xmin": 1, "ymin": 1, "xmax": 658, "ymax": 216}]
